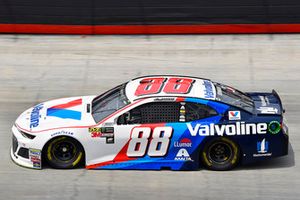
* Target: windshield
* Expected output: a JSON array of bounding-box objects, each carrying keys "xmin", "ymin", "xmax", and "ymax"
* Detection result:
[
  {"xmin": 92, "ymin": 84, "xmax": 130, "ymax": 123},
  {"xmin": 214, "ymin": 82, "xmax": 254, "ymax": 112}
]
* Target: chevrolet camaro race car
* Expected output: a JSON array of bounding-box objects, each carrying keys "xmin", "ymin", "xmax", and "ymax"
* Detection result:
[{"xmin": 11, "ymin": 75, "xmax": 289, "ymax": 171}]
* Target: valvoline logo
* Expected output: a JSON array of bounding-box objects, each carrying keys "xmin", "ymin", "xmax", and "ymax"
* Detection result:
[
  {"xmin": 30, "ymin": 104, "xmax": 43, "ymax": 128},
  {"xmin": 228, "ymin": 111, "xmax": 241, "ymax": 120},
  {"xmin": 174, "ymin": 138, "xmax": 192, "ymax": 148},
  {"xmin": 203, "ymin": 80, "xmax": 214, "ymax": 99},
  {"xmin": 230, "ymin": 111, "xmax": 239, "ymax": 116}
]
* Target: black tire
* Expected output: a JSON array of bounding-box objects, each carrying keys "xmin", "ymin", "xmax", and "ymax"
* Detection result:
[
  {"xmin": 201, "ymin": 137, "xmax": 240, "ymax": 171},
  {"xmin": 45, "ymin": 136, "xmax": 84, "ymax": 169}
]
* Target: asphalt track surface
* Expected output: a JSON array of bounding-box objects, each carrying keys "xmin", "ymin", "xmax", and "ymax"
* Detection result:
[{"xmin": 0, "ymin": 34, "xmax": 299, "ymax": 200}]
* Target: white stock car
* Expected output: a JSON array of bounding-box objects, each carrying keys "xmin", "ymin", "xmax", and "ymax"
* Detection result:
[{"xmin": 11, "ymin": 75, "xmax": 288, "ymax": 170}]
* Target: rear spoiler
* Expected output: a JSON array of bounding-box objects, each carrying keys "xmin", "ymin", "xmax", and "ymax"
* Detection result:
[{"xmin": 272, "ymin": 89, "xmax": 285, "ymax": 113}]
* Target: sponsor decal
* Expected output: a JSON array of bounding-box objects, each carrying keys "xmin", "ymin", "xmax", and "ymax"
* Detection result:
[
  {"xmin": 29, "ymin": 149, "xmax": 42, "ymax": 169},
  {"xmin": 89, "ymin": 127, "xmax": 102, "ymax": 138},
  {"xmin": 30, "ymin": 104, "xmax": 43, "ymax": 128},
  {"xmin": 203, "ymin": 80, "xmax": 214, "ymax": 99},
  {"xmin": 187, "ymin": 122, "xmax": 268, "ymax": 136},
  {"xmin": 257, "ymin": 107, "xmax": 278, "ymax": 114},
  {"xmin": 89, "ymin": 127, "xmax": 115, "ymax": 143},
  {"xmin": 253, "ymin": 139, "xmax": 272, "ymax": 157},
  {"xmin": 257, "ymin": 139, "xmax": 268, "ymax": 153},
  {"xmin": 179, "ymin": 103, "xmax": 186, "ymax": 122},
  {"xmin": 47, "ymin": 99, "xmax": 82, "ymax": 120},
  {"xmin": 51, "ymin": 130, "xmax": 74, "ymax": 137},
  {"xmin": 30, "ymin": 156, "xmax": 41, "ymax": 162},
  {"xmin": 174, "ymin": 148, "xmax": 193, "ymax": 161},
  {"xmin": 106, "ymin": 137, "xmax": 114, "ymax": 144},
  {"xmin": 268, "ymin": 121, "xmax": 281, "ymax": 134},
  {"xmin": 29, "ymin": 149, "xmax": 41, "ymax": 156},
  {"xmin": 154, "ymin": 97, "xmax": 177, "ymax": 102},
  {"xmin": 101, "ymin": 133, "xmax": 114, "ymax": 137},
  {"xmin": 228, "ymin": 111, "xmax": 241, "ymax": 120},
  {"xmin": 33, "ymin": 162, "xmax": 41, "ymax": 168},
  {"xmin": 174, "ymin": 138, "xmax": 192, "ymax": 148}
]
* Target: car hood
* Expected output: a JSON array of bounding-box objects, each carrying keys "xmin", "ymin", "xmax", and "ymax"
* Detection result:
[{"xmin": 15, "ymin": 96, "xmax": 96, "ymax": 133}]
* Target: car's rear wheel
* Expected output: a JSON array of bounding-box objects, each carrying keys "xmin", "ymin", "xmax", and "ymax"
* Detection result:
[
  {"xmin": 45, "ymin": 136, "xmax": 84, "ymax": 169},
  {"xmin": 201, "ymin": 137, "xmax": 240, "ymax": 171}
]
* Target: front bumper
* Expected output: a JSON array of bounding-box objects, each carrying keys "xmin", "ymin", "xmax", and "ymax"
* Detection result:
[{"xmin": 11, "ymin": 125, "xmax": 42, "ymax": 169}]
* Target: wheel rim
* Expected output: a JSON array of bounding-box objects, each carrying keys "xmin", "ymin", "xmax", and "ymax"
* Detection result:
[
  {"xmin": 52, "ymin": 140, "xmax": 77, "ymax": 162},
  {"xmin": 208, "ymin": 142, "xmax": 233, "ymax": 164}
]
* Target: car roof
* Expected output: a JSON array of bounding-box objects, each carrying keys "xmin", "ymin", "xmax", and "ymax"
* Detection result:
[{"xmin": 125, "ymin": 75, "xmax": 217, "ymax": 102}]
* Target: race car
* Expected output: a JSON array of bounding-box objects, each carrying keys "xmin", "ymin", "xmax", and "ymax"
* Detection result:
[{"xmin": 11, "ymin": 75, "xmax": 289, "ymax": 170}]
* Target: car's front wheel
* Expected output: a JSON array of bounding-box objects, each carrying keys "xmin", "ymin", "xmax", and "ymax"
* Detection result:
[
  {"xmin": 45, "ymin": 136, "xmax": 84, "ymax": 169},
  {"xmin": 201, "ymin": 137, "xmax": 240, "ymax": 171}
]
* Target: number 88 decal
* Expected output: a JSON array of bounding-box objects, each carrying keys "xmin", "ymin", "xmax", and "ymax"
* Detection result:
[
  {"xmin": 135, "ymin": 77, "xmax": 194, "ymax": 96},
  {"xmin": 127, "ymin": 127, "xmax": 173, "ymax": 157}
]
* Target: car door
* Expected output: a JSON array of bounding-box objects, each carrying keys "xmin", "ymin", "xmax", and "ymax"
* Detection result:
[{"xmin": 113, "ymin": 100, "xmax": 181, "ymax": 164}]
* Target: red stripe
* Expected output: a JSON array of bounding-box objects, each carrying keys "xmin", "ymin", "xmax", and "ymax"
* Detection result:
[
  {"xmin": 86, "ymin": 161, "xmax": 115, "ymax": 169},
  {"xmin": 51, "ymin": 99, "xmax": 82, "ymax": 109},
  {"xmin": 176, "ymin": 97, "xmax": 185, "ymax": 102},
  {"xmin": 2, "ymin": 23, "xmax": 300, "ymax": 34}
]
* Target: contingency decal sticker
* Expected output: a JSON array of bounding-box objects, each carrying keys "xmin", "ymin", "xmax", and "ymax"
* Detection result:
[{"xmin": 29, "ymin": 148, "xmax": 42, "ymax": 169}]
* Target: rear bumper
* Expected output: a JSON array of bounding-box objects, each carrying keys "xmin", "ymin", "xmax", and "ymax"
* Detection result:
[{"xmin": 241, "ymin": 132, "xmax": 289, "ymax": 165}]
